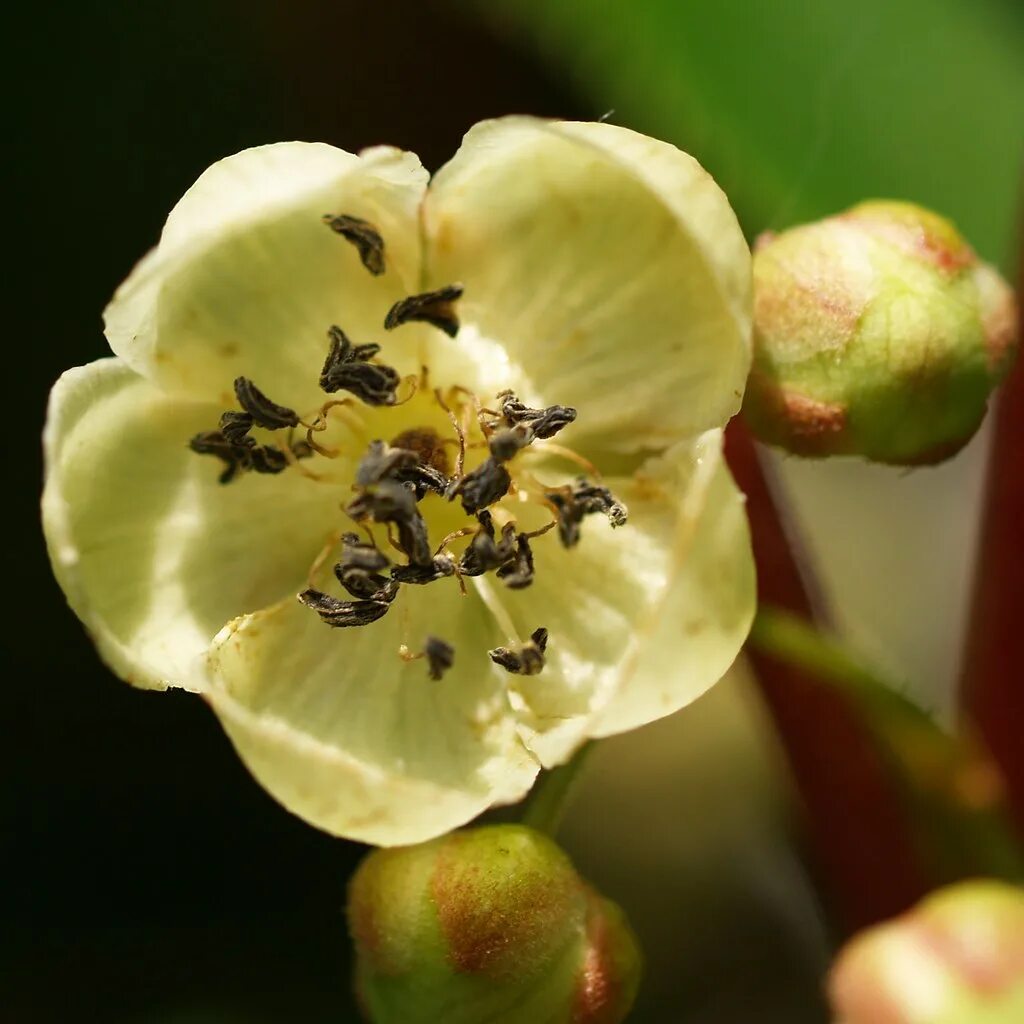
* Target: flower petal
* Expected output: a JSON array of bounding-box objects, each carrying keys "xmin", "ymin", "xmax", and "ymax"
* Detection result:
[
  {"xmin": 42, "ymin": 359, "xmax": 343, "ymax": 690},
  {"xmin": 205, "ymin": 581, "xmax": 539, "ymax": 845},
  {"xmin": 423, "ymin": 117, "xmax": 752, "ymax": 451},
  {"xmin": 492, "ymin": 431, "xmax": 754, "ymax": 766},
  {"xmin": 105, "ymin": 143, "xmax": 430, "ymax": 410}
]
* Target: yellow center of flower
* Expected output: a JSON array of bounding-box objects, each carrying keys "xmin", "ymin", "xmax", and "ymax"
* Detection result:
[{"xmin": 187, "ymin": 214, "xmax": 628, "ymax": 679}]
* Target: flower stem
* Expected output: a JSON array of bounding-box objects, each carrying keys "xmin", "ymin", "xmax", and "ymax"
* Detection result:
[
  {"xmin": 749, "ymin": 605, "xmax": 1024, "ymax": 884},
  {"xmin": 726, "ymin": 421, "xmax": 927, "ymax": 929},
  {"xmin": 521, "ymin": 742, "xmax": 594, "ymax": 837}
]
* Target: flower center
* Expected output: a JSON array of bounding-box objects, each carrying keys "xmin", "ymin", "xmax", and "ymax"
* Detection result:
[{"xmin": 188, "ymin": 211, "xmax": 628, "ymax": 681}]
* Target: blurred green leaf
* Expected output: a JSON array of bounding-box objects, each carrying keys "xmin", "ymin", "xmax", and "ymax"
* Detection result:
[{"xmin": 470, "ymin": 0, "xmax": 1024, "ymax": 268}]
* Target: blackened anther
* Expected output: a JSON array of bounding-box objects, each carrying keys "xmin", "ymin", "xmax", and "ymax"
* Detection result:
[
  {"xmin": 320, "ymin": 326, "xmax": 400, "ymax": 406},
  {"xmin": 546, "ymin": 478, "xmax": 629, "ymax": 547},
  {"xmin": 298, "ymin": 588, "xmax": 392, "ymax": 628},
  {"xmin": 496, "ymin": 392, "xmax": 577, "ymax": 440},
  {"xmin": 489, "ymin": 627, "xmax": 548, "ymax": 675},
  {"xmin": 495, "ymin": 533, "xmax": 535, "ymax": 589},
  {"xmin": 384, "ymin": 284, "xmax": 463, "ymax": 338},
  {"xmin": 424, "ymin": 636, "xmax": 454, "ymax": 681},
  {"xmin": 234, "ymin": 377, "xmax": 300, "ymax": 430},
  {"xmin": 448, "ymin": 458, "xmax": 511, "ymax": 514},
  {"xmin": 322, "ymin": 213, "xmax": 386, "ymax": 276}
]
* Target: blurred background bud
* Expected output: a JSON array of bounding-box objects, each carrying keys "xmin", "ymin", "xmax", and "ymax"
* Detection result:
[
  {"xmin": 347, "ymin": 824, "xmax": 641, "ymax": 1024},
  {"xmin": 829, "ymin": 879, "xmax": 1024, "ymax": 1023},
  {"xmin": 744, "ymin": 201, "xmax": 1018, "ymax": 465}
]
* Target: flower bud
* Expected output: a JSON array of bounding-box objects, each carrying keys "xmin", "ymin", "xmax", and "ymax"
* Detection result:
[
  {"xmin": 745, "ymin": 201, "xmax": 1018, "ymax": 464},
  {"xmin": 829, "ymin": 880, "xmax": 1024, "ymax": 1023},
  {"xmin": 347, "ymin": 824, "xmax": 641, "ymax": 1023}
]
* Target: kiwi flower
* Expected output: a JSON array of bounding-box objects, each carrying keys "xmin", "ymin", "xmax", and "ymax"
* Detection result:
[{"xmin": 42, "ymin": 117, "xmax": 755, "ymax": 845}]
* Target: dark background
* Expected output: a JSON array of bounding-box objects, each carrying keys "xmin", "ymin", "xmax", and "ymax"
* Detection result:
[{"xmin": 7, "ymin": 4, "xmax": 580, "ymax": 1021}]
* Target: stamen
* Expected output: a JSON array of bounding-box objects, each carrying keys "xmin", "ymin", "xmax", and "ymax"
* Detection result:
[
  {"xmin": 530, "ymin": 440, "xmax": 601, "ymax": 479},
  {"xmin": 322, "ymin": 213, "xmax": 386, "ymax": 277},
  {"xmin": 390, "ymin": 553, "xmax": 456, "ymax": 585},
  {"xmin": 458, "ymin": 510, "xmax": 517, "ymax": 577},
  {"xmin": 496, "ymin": 391, "xmax": 577, "ymax": 439},
  {"xmin": 384, "ymin": 284, "xmax": 463, "ymax": 338},
  {"xmin": 347, "ymin": 480, "xmax": 433, "ymax": 566},
  {"xmin": 334, "ymin": 533, "xmax": 394, "ymax": 600},
  {"xmin": 297, "ymin": 588, "xmax": 393, "ymax": 628},
  {"xmin": 355, "ymin": 440, "xmax": 420, "ymax": 487},
  {"xmin": 488, "ymin": 423, "xmax": 533, "ymax": 463},
  {"xmin": 546, "ymin": 478, "xmax": 629, "ymax": 548},
  {"xmin": 234, "ymin": 377, "xmax": 300, "ymax": 430},
  {"xmin": 489, "ymin": 627, "xmax": 548, "ymax": 675},
  {"xmin": 448, "ymin": 457, "xmax": 512, "ymax": 514},
  {"xmin": 219, "ymin": 410, "xmax": 254, "ymax": 444},
  {"xmin": 495, "ymin": 532, "xmax": 535, "ymax": 590},
  {"xmin": 320, "ymin": 326, "xmax": 400, "ymax": 406},
  {"xmin": 424, "ymin": 636, "xmax": 455, "ymax": 680},
  {"xmin": 399, "ymin": 636, "xmax": 455, "ymax": 681},
  {"xmin": 189, "ymin": 430, "xmax": 248, "ymax": 484},
  {"xmin": 433, "ymin": 388, "xmax": 466, "ymax": 478}
]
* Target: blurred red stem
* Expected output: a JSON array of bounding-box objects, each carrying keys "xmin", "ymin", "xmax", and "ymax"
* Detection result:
[
  {"xmin": 960, "ymin": 243, "xmax": 1024, "ymax": 836},
  {"xmin": 725, "ymin": 420, "xmax": 928, "ymax": 932}
]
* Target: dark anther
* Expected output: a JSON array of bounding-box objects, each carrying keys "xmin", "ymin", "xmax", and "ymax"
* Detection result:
[
  {"xmin": 497, "ymin": 391, "xmax": 577, "ymax": 440},
  {"xmin": 334, "ymin": 534, "xmax": 394, "ymax": 600},
  {"xmin": 424, "ymin": 636, "xmax": 454, "ymax": 681},
  {"xmin": 392, "ymin": 463, "xmax": 450, "ymax": 500},
  {"xmin": 495, "ymin": 533, "xmax": 535, "ymax": 590},
  {"xmin": 459, "ymin": 511, "xmax": 517, "ymax": 577},
  {"xmin": 346, "ymin": 480, "xmax": 433, "ymax": 566},
  {"xmin": 488, "ymin": 423, "xmax": 533, "ymax": 463},
  {"xmin": 319, "ymin": 325, "xmax": 400, "ymax": 406},
  {"xmin": 298, "ymin": 588, "xmax": 393, "ymax": 628},
  {"xmin": 355, "ymin": 440, "xmax": 420, "ymax": 487},
  {"xmin": 233, "ymin": 377, "xmax": 300, "ymax": 430},
  {"xmin": 347, "ymin": 478, "xmax": 418, "ymax": 524},
  {"xmin": 384, "ymin": 284, "xmax": 463, "ymax": 338},
  {"xmin": 189, "ymin": 430, "xmax": 251, "ymax": 484},
  {"xmin": 391, "ymin": 553, "xmax": 456, "ymax": 585},
  {"xmin": 322, "ymin": 213, "xmax": 386, "ymax": 277},
  {"xmin": 219, "ymin": 411, "xmax": 254, "ymax": 444},
  {"xmin": 192, "ymin": 426, "xmax": 310, "ymax": 484},
  {"xmin": 546, "ymin": 478, "xmax": 629, "ymax": 548},
  {"xmin": 448, "ymin": 458, "xmax": 511, "ymax": 514},
  {"xmin": 488, "ymin": 627, "xmax": 548, "ymax": 675},
  {"xmin": 248, "ymin": 444, "xmax": 291, "ymax": 475}
]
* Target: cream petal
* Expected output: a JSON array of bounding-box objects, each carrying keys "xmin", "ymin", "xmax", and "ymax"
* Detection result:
[
  {"xmin": 42, "ymin": 358, "xmax": 345, "ymax": 691},
  {"xmin": 423, "ymin": 117, "xmax": 752, "ymax": 451},
  {"xmin": 491, "ymin": 431, "xmax": 754, "ymax": 766},
  {"xmin": 205, "ymin": 578, "xmax": 539, "ymax": 845},
  {"xmin": 105, "ymin": 142, "xmax": 430, "ymax": 410}
]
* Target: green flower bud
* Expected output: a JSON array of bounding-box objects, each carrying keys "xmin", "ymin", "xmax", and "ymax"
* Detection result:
[
  {"xmin": 347, "ymin": 824, "xmax": 641, "ymax": 1023},
  {"xmin": 745, "ymin": 200, "xmax": 1018, "ymax": 464},
  {"xmin": 829, "ymin": 880, "xmax": 1024, "ymax": 1023}
]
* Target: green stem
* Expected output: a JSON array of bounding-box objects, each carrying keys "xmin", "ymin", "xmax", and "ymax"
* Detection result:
[
  {"xmin": 749, "ymin": 605, "xmax": 1024, "ymax": 882},
  {"xmin": 521, "ymin": 742, "xmax": 595, "ymax": 837}
]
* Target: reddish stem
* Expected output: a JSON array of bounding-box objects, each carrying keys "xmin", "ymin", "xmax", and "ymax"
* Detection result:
[
  {"xmin": 725, "ymin": 420, "xmax": 928, "ymax": 931},
  {"xmin": 960, "ymin": 247, "xmax": 1024, "ymax": 837}
]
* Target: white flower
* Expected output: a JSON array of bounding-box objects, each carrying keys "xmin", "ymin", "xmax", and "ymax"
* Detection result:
[{"xmin": 42, "ymin": 117, "xmax": 755, "ymax": 845}]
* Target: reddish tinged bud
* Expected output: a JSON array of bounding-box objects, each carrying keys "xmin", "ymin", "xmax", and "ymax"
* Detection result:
[
  {"xmin": 829, "ymin": 880, "xmax": 1024, "ymax": 1023},
  {"xmin": 347, "ymin": 824, "xmax": 641, "ymax": 1023},
  {"xmin": 745, "ymin": 200, "xmax": 1019, "ymax": 465}
]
